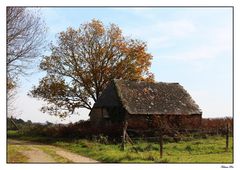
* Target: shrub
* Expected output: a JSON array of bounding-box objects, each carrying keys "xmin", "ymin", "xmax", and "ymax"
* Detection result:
[
  {"xmin": 145, "ymin": 144, "xmax": 158, "ymax": 151},
  {"xmin": 185, "ymin": 145, "xmax": 193, "ymax": 152},
  {"xmin": 146, "ymin": 153, "xmax": 155, "ymax": 161},
  {"xmin": 155, "ymin": 158, "xmax": 169, "ymax": 163},
  {"xmin": 130, "ymin": 145, "xmax": 144, "ymax": 152},
  {"xmin": 201, "ymin": 117, "xmax": 233, "ymax": 135},
  {"xmin": 99, "ymin": 134, "xmax": 108, "ymax": 144}
]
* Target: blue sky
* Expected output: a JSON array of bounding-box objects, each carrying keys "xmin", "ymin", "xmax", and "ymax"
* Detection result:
[{"xmin": 14, "ymin": 7, "xmax": 232, "ymax": 123}]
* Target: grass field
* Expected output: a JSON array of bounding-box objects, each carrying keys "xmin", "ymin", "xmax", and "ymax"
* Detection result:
[
  {"xmin": 7, "ymin": 130, "xmax": 233, "ymax": 163},
  {"xmin": 54, "ymin": 136, "xmax": 233, "ymax": 163}
]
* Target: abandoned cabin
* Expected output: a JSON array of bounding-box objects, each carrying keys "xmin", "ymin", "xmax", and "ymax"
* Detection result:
[{"xmin": 89, "ymin": 79, "xmax": 202, "ymax": 130}]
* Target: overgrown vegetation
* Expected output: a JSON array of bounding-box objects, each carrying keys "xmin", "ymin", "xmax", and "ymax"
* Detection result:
[
  {"xmin": 8, "ymin": 118, "xmax": 123, "ymax": 139},
  {"xmin": 56, "ymin": 135, "xmax": 233, "ymax": 163},
  {"xmin": 8, "ymin": 132, "xmax": 233, "ymax": 163},
  {"xmin": 7, "ymin": 117, "xmax": 233, "ymax": 163},
  {"xmin": 7, "ymin": 117, "xmax": 233, "ymax": 140}
]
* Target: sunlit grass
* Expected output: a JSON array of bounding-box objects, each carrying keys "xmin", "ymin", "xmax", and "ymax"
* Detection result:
[
  {"xmin": 54, "ymin": 136, "xmax": 233, "ymax": 163},
  {"xmin": 8, "ymin": 131, "xmax": 233, "ymax": 163},
  {"xmin": 7, "ymin": 144, "xmax": 30, "ymax": 163}
]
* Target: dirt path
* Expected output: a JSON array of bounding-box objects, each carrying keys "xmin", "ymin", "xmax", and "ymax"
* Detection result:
[
  {"xmin": 55, "ymin": 150, "xmax": 97, "ymax": 162},
  {"xmin": 8, "ymin": 139, "xmax": 98, "ymax": 163},
  {"xmin": 22, "ymin": 146, "xmax": 56, "ymax": 163}
]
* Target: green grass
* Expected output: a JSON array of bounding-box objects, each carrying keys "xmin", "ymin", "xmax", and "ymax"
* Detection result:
[
  {"xmin": 8, "ymin": 131, "xmax": 233, "ymax": 163},
  {"xmin": 7, "ymin": 130, "xmax": 61, "ymax": 144},
  {"xmin": 53, "ymin": 136, "xmax": 233, "ymax": 163},
  {"xmin": 35, "ymin": 145, "xmax": 72, "ymax": 163},
  {"xmin": 7, "ymin": 130, "xmax": 22, "ymax": 138},
  {"xmin": 7, "ymin": 144, "xmax": 30, "ymax": 163}
]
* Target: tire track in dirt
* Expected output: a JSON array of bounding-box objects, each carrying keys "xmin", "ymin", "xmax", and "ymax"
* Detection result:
[
  {"xmin": 56, "ymin": 150, "xmax": 97, "ymax": 163},
  {"xmin": 8, "ymin": 139, "xmax": 98, "ymax": 163},
  {"xmin": 22, "ymin": 146, "xmax": 56, "ymax": 163}
]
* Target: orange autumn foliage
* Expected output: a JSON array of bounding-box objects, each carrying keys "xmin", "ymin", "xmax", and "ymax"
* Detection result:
[{"xmin": 30, "ymin": 19, "xmax": 155, "ymax": 117}]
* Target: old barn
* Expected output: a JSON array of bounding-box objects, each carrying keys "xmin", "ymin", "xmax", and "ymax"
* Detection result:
[{"xmin": 89, "ymin": 79, "xmax": 202, "ymax": 130}]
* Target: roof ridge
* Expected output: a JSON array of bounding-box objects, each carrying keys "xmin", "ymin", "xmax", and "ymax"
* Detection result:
[{"xmin": 113, "ymin": 79, "xmax": 180, "ymax": 85}]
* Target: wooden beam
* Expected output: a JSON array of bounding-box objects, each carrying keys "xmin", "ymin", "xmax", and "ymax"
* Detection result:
[
  {"xmin": 121, "ymin": 121, "xmax": 128, "ymax": 151},
  {"xmin": 226, "ymin": 124, "xmax": 229, "ymax": 152},
  {"xmin": 159, "ymin": 129, "xmax": 163, "ymax": 158},
  {"xmin": 10, "ymin": 117, "xmax": 19, "ymax": 130}
]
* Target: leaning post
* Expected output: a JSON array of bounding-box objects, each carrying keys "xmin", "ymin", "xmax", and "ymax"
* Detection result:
[{"xmin": 121, "ymin": 121, "xmax": 128, "ymax": 151}]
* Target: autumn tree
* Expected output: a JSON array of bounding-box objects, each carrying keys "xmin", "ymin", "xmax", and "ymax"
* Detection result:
[
  {"xmin": 30, "ymin": 19, "xmax": 154, "ymax": 118},
  {"xmin": 7, "ymin": 7, "xmax": 46, "ymax": 116}
]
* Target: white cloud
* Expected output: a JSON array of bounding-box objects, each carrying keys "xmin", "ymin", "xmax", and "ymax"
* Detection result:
[
  {"xmin": 123, "ymin": 19, "xmax": 196, "ymax": 51},
  {"xmin": 121, "ymin": 9, "xmax": 231, "ymax": 62},
  {"xmin": 156, "ymin": 19, "xmax": 196, "ymax": 37},
  {"xmin": 165, "ymin": 26, "xmax": 232, "ymax": 61},
  {"xmin": 167, "ymin": 45, "xmax": 224, "ymax": 61}
]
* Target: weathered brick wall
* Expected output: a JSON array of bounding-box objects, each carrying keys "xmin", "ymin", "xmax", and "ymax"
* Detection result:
[
  {"xmin": 180, "ymin": 114, "xmax": 202, "ymax": 129},
  {"xmin": 90, "ymin": 107, "xmax": 202, "ymax": 131}
]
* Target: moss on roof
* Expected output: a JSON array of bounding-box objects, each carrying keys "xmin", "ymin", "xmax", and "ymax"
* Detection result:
[{"xmin": 93, "ymin": 79, "xmax": 202, "ymax": 115}]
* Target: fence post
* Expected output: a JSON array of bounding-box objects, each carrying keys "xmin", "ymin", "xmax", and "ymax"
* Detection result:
[
  {"xmin": 159, "ymin": 129, "xmax": 163, "ymax": 158},
  {"xmin": 121, "ymin": 121, "xmax": 128, "ymax": 151},
  {"xmin": 225, "ymin": 123, "xmax": 229, "ymax": 152}
]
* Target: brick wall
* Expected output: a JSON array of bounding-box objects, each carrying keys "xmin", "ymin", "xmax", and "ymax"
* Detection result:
[{"xmin": 90, "ymin": 107, "xmax": 202, "ymax": 131}]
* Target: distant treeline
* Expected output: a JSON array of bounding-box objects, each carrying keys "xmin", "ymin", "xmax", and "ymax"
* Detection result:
[{"xmin": 7, "ymin": 117, "xmax": 54, "ymax": 130}]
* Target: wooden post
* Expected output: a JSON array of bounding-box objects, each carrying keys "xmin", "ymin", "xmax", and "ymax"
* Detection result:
[
  {"xmin": 121, "ymin": 121, "xmax": 128, "ymax": 151},
  {"xmin": 126, "ymin": 132, "xmax": 138, "ymax": 153},
  {"xmin": 159, "ymin": 129, "xmax": 163, "ymax": 158},
  {"xmin": 226, "ymin": 123, "xmax": 229, "ymax": 152}
]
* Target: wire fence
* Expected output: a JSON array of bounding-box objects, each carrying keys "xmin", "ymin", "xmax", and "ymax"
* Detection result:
[{"xmin": 121, "ymin": 121, "xmax": 232, "ymax": 158}]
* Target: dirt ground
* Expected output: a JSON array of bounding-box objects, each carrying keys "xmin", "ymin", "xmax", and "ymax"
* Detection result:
[{"xmin": 7, "ymin": 139, "xmax": 98, "ymax": 163}]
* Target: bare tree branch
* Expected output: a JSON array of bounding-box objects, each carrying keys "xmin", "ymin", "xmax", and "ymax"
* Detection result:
[
  {"xmin": 7, "ymin": 7, "xmax": 47, "ymax": 84},
  {"xmin": 7, "ymin": 7, "xmax": 47, "ymax": 117}
]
